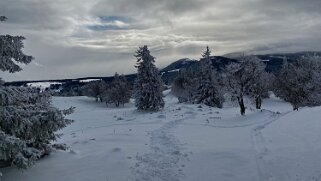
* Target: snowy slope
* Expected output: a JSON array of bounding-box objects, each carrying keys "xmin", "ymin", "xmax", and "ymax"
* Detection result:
[{"xmin": 1, "ymin": 92, "xmax": 320, "ymax": 181}]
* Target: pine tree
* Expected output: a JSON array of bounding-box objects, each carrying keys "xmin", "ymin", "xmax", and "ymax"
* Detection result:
[
  {"xmin": 134, "ymin": 45, "xmax": 164, "ymax": 111},
  {"xmin": 0, "ymin": 18, "xmax": 33, "ymax": 73},
  {"xmin": 195, "ymin": 46, "xmax": 224, "ymax": 108},
  {"xmin": 0, "ymin": 16, "xmax": 73, "ymax": 172}
]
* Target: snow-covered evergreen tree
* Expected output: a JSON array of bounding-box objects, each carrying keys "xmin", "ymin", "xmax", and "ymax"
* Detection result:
[
  {"xmin": 0, "ymin": 87, "xmax": 74, "ymax": 168},
  {"xmin": 0, "ymin": 18, "xmax": 33, "ymax": 73},
  {"xmin": 0, "ymin": 16, "xmax": 73, "ymax": 172},
  {"xmin": 134, "ymin": 45, "xmax": 164, "ymax": 111},
  {"xmin": 195, "ymin": 46, "xmax": 224, "ymax": 108},
  {"xmin": 104, "ymin": 73, "xmax": 131, "ymax": 107}
]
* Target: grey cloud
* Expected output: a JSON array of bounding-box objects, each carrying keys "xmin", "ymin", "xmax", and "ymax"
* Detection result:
[{"xmin": 1, "ymin": 0, "xmax": 321, "ymax": 81}]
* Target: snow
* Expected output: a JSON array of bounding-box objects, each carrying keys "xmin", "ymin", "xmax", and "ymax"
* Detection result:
[
  {"xmin": 167, "ymin": 69, "xmax": 180, "ymax": 73},
  {"xmin": 1, "ymin": 92, "xmax": 320, "ymax": 181},
  {"xmin": 79, "ymin": 79, "xmax": 101, "ymax": 83},
  {"xmin": 27, "ymin": 82, "xmax": 62, "ymax": 89}
]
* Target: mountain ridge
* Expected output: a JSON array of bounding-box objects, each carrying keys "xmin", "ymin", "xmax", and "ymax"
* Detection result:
[{"xmin": 4, "ymin": 51, "xmax": 321, "ymax": 88}]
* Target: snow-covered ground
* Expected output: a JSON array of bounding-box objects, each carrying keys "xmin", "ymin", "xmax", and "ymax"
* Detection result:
[{"xmin": 1, "ymin": 92, "xmax": 321, "ymax": 181}]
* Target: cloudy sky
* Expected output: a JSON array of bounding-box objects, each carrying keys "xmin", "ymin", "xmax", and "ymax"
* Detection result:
[{"xmin": 1, "ymin": 0, "xmax": 321, "ymax": 81}]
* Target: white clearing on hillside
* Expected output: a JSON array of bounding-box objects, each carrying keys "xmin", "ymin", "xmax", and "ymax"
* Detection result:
[{"xmin": 1, "ymin": 91, "xmax": 320, "ymax": 181}]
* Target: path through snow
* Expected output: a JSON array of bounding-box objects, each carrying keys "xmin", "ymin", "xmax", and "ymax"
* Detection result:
[
  {"xmin": 132, "ymin": 110, "xmax": 196, "ymax": 181},
  {"xmin": 251, "ymin": 110, "xmax": 292, "ymax": 181}
]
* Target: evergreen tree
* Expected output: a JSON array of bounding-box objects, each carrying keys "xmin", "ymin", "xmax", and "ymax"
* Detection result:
[
  {"xmin": 134, "ymin": 45, "xmax": 164, "ymax": 111},
  {"xmin": 195, "ymin": 46, "xmax": 224, "ymax": 108},
  {"xmin": 0, "ymin": 18, "xmax": 33, "ymax": 73},
  {"xmin": 0, "ymin": 16, "xmax": 73, "ymax": 172}
]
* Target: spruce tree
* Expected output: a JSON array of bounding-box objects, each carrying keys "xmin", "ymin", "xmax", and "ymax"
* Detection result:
[
  {"xmin": 0, "ymin": 16, "xmax": 73, "ymax": 172},
  {"xmin": 195, "ymin": 46, "xmax": 224, "ymax": 108},
  {"xmin": 134, "ymin": 45, "xmax": 164, "ymax": 111}
]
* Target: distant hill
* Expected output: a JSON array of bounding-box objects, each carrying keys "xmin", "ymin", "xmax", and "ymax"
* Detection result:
[
  {"xmin": 160, "ymin": 56, "xmax": 238, "ymax": 84},
  {"xmin": 4, "ymin": 51, "xmax": 321, "ymax": 92}
]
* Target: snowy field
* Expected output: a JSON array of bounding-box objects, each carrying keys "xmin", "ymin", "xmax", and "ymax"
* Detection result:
[{"xmin": 1, "ymin": 91, "xmax": 321, "ymax": 181}]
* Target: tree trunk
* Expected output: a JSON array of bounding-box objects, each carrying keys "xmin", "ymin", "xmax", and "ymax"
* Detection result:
[
  {"xmin": 255, "ymin": 96, "xmax": 262, "ymax": 109},
  {"xmin": 293, "ymin": 105, "xmax": 299, "ymax": 111},
  {"xmin": 238, "ymin": 97, "xmax": 246, "ymax": 115}
]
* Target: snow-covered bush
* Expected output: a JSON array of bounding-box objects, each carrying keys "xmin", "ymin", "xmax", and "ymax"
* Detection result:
[
  {"xmin": 134, "ymin": 45, "xmax": 164, "ymax": 111},
  {"xmin": 0, "ymin": 16, "xmax": 73, "ymax": 172}
]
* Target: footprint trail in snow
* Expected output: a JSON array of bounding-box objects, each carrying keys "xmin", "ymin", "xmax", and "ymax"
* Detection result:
[{"xmin": 132, "ymin": 110, "xmax": 195, "ymax": 181}]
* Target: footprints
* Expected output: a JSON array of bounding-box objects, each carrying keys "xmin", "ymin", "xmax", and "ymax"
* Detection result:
[
  {"xmin": 132, "ymin": 115, "xmax": 191, "ymax": 181},
  {"xmin": 251, "ymin": 111, "xmax": 292, "ymax": 180}
]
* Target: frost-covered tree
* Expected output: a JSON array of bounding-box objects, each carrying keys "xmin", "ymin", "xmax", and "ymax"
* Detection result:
[
  {"xmin": 171, "ymin": 68, "xmax": 197, "ymax": 103},
  {"xmin": 104, "ymin": 73, "xmax": 131, "ymax": 107},
  {"xmin": 82, "ymin": 80, "xmax": 106, "ymax": 102},
  {"xmin": 225, "ymin": 56, "xmax": 271, "ymax": 114},
  {"xmin": 134, "ymin": 45, "xmax": 164, "ymax": 111},
  {"xmin": 274, "ymin": 57, "xmax": 321, "ymax": 110},
  {"xmin": 0, "ymin": 87, "xmax": 74, "ymax": 168},
  {"xmin": 0, "ymin": 16, "xmax": 73, "ymax": 171},
  {"xmin": 194, "ymin": 46, "xmax": 224, "ymax": 108},
  {"xmin": 225, "ymin": 62, "xmax": 251, "ymax": 115},
  {"xmin": 243, "ymin": 56, "xmax": 271, "ymax": 109},
  {"xmin": 0, "ymin": 18, "xmax": 33, "ymax": 73}
]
